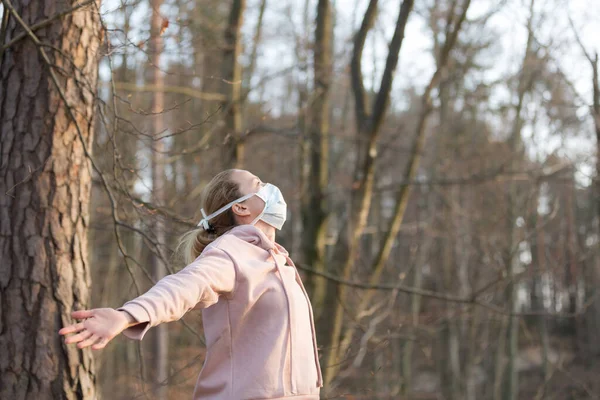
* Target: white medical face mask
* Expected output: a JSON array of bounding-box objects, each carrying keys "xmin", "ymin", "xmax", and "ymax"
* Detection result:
[{"xmin": 197, "ymin": 183, "xmax": 287, "ymax": 231}]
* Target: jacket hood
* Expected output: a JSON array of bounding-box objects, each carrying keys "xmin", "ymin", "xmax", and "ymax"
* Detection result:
[{"xmin": 225, "ymin": 224, "xmax": 288, "ymax": 256}]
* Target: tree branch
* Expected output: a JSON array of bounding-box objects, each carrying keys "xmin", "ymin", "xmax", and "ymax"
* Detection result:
[
  {"xmin": 350, "ymin": 0, "xmax": 378, "ymax": 130},
  {"xmin": 296, "ymin": 263, "xmax": 598, "ymax": 318},
  {"xmin": 106, "ymin": 81, "xmax": 226, "ymax": 101},
  {"xmin": 371, "ymin": 0, "xmax": 415, "ymax": 132}
]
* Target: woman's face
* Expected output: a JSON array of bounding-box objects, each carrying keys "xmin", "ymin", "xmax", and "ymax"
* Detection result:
[{"xmin": 230, "ymin": 169, "xmax": 266, "ymax": 224}]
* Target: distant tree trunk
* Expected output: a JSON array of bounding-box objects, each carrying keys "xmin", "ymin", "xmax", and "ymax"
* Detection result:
[
  {"xmin": 565, "ymin": 174, "xmax": 578, "ymax": 319},
  {"xmin": 301, "ymin": 0, "xmax": 331, "ymax": 319},
  {"xmin": 592, "ymin": 53, "xmax": 599, "ymax": 224},
  {"xmin": 503, "ymin": 3, "xmax": 537, "ymax": 398},
  {"xmin": 242, "ymin": 0, "xmax": 266, "ymax": 98},
  {"xmin": 294, "ymin": 0, "xmax": 310, "ymax": 257},
  {"xmin": 588, "ymin": 53, "xmax": 600, "ymax": 356},
  {"xmin": 590, "ymin": 51, "xmax": 600, "ymax": 359},
  {"xmin": 221, "ymin": 0, "xmax": 245, "ymax": 168},
  {"xmin": 493, "ymin": 315, "xmax": 509, "ymax": 400},
  {"xmin": 529, "ymin": 187, "xmax": 550, "ymax": 382},
  {"xmin": 149, "ymin": 1, "xmax": 168, "ymax": 398},
  {"xmin": 401, "ymin": 141, "xmax": 438, "ymax": 396},
  {"xmin": 0, "ymin": 0, "xmax": 102, "ymax": 398},
  {"xmin": 571, "ymin": 13, "xmax": 600, "ymax": 362},
  {"xmin": 439, "ymin": 204, "xmax": 461, "ymax": 400}
]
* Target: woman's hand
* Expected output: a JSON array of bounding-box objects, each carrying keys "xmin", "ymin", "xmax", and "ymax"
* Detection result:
[{"xmin": 58, "ymin": 308, "xmax": 134, "ymax": 350}]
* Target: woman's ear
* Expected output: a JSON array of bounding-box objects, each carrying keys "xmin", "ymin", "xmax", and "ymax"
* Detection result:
[{"xmin": 232, "ymin": 202, "xmax": 250, "ymax": 217}]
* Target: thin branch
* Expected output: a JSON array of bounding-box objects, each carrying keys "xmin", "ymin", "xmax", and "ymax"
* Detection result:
[
  {"xmin": 4, "ymin": 156, "xmax": 51, "ymax": 197},
  {"xmin": 567, "ymin": 13, "xmax": 594, "ymax": 65},
  {"xmin": 374, "ymin": 159, "xmax": 574, "ymax": 192},
  {"xmin": 106, "ymin": 81, "xmax": 226, "ymax": 101},
  {"xmin": 350, "ymin": 0, "xmax": 378, "ymax": 130},
  {"xmin": 296, "ymin": 263, "xmax": 469, "ymax": 301},
  {"xmin": 295, "ymin": 263, "xmax": 597, "ymax": 318},
  {"xmin": 371, "ymin": 0, "xmax": 415, "ymax": 132}
]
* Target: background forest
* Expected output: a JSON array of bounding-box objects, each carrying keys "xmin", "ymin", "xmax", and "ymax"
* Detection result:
[{"xmin": 1, "ymin": 0, "xmax": 600, "ymax": 399}]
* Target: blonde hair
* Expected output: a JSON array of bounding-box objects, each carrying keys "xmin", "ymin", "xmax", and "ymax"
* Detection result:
[{"xmin": 175, "ymin": 169, "xmax": 242, "ymax": 265}]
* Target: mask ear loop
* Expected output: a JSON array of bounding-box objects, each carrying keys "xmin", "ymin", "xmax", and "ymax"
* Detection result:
[
  {"xmin": 250, "ymin": 192, "xmax": 268, "ymax": 226},
  {"xmin": 198, "ymin": 208, "xmax": 217, "ymax": 234},
  {"xmin": 197, "ymin": 192, "xmax": 256, "ymax": 230},
  {"xmin": 198, "ymin": 208, "xmax": 210, "ymax": 230}
]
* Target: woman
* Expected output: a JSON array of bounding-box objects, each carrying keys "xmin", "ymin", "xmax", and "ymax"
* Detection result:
[{"xmin": 59, "ymin": 169, "xmax": 323, "ymax": 399}]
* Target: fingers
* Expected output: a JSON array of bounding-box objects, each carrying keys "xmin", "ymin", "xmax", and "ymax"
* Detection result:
[
  {"xmin": 65, "ymin": 329, "xmax": 93, "ymax": 345},
  {"xmin": 91, "ymin": 337, "xmax": 110, "ymax": 351},
  {"xmin": 62, "ymin": 328, "xmax": 110, "ymax": 351},
  {"xmin": 78, "ymin": 334, "xmax": 100, "ymax": 349},
  {"xmin": 58, "ymin": 322, "xmax": 85, "ymax": 336},
  {"xmin": 71, "ymin": 310, "xmax": 94, "ymax": 319}
]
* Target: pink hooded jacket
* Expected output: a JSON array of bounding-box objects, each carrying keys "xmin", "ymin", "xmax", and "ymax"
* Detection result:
[{"xmin": 117, "ymin": 225, "xmax": 323, "ymax": 399}]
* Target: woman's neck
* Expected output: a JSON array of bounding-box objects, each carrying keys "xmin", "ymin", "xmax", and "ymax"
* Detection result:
[{"xmin": 255, "ymin": 221, "xmax": 276, "ymax": 243}]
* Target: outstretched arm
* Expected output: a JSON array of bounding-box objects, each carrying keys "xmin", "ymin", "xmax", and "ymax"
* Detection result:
[
  {"xmin": 58, "ymin": 308, "xmax": 141, "ymax": 350},
  {"xmin": 59, "ymin": 245, "xmax": 236, "ymax": 348}
]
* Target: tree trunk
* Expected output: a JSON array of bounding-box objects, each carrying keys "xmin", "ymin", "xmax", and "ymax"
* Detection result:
[
  {"xmin": 493, "ymin": 315, "xmax": 508, "ymax": 400},
  {"xmin": 221, "ymin": 0, "xmax": 245, "ymax": 168},
  {"xmin": 401, "ymin": 196, "xmax": 434, "ymax": 395},
  {"xmin": 530, "ymin": 195, "xmax": 550, "ymax": 382},
  {"xmin": 149, "ymin": 1, "xmax": 169, "ymax": 398},
  {"xmin": 0, "ymin": 0, "xmax": 102, "ymax": 398},
  {"xmin": 572, "ymin": 24, "xmax": 600, "ymax": 362},
  {"xmin": 592, "ymin": 53, "xmax": 599, "ymax": 225},
  {"xmin": 242, "ymin": 0, "xmax": 266, "ymax": 100},
  {"xmin": 301, "ymin": 0, "xmax": 331, "ymax": 319},
  {"xmin": 503, "ymin": 3, "xmax": 537, "ymax": 398}
]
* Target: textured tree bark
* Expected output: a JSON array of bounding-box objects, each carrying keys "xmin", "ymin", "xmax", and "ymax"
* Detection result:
[{"xmin": 0, "ymin": 1, "xmax": 102, "ymax": 399}]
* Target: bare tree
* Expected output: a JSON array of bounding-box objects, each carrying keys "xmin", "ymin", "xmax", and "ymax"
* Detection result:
[
  {"xmin": 320, "ymin": 0, "xmax": 415, "ymax": 386},
  {"xmin": 322, "ymin": 0, "xmax": 473, "ymax": 387}
]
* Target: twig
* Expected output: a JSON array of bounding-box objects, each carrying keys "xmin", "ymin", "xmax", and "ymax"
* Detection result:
[
  {"xmin": 106, "ymin": 81, "xmax": 226, "ymax": 101},
  {"xmin": 296, "ymin": 263, "xmax": 469, "ymax": 302},
  {"xmin": 295, "ymin": 263, "xmax": 598, "ymax": 318},
  {"xmin": 4, "ymin": 156, "xmax": 51, "ymax": 197}
]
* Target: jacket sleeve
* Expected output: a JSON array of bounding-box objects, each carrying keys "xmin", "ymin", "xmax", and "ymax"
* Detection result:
[{"xmin": 116, "ymin": 246, "xmax": 236, "ymax": 340}]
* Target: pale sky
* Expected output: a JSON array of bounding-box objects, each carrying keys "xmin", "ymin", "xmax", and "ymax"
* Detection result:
[{"xmin": 98, "ymin": 0, "xmax": 599, "ymax": 185}]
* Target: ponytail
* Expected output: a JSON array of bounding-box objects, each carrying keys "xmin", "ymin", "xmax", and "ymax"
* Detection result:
[{"xmin": 175, "ymin": 169, "xmax": 241, "ymax": 265}]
